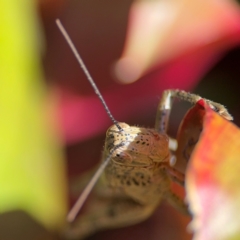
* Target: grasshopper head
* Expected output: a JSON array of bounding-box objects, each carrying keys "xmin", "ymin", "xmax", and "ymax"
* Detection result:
[{"xmin": 104, "ymin": 122, "xmax": 170, "ymax": 167}]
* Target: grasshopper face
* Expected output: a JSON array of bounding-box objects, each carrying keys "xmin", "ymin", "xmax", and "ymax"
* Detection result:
[{"xmin": 105, "ymin": 122, "xmax": 170, "ymax": 167}]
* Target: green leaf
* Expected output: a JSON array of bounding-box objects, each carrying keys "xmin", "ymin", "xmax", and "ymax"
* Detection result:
[{"xmin": 0, "ymin": 0, "xmax": 67, "ymax": 230}]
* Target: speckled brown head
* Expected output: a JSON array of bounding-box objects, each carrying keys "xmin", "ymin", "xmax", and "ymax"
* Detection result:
[{"xmin": 104, "ymin": 122, "xmax": 170, "ymax": 167}]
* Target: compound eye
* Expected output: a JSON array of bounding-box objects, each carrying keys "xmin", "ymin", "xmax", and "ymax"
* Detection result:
[
  {"xmin": 111, "ymin": 145, "xmax": 151, "ymax": 167},
  {"xmin": 112, "ymin": 149, "xmax": 132, "ymax": 164},
  {"xmin": 107, "ymin": 122, "xmax": 130, "ymax": 133}
]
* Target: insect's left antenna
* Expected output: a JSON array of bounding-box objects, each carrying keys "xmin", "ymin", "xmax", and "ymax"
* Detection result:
[
  {"xmin": 67, "ymin": 143, "xmax": 123, "ymax": 222},
  {"xmin": 56, "ymin": 19, "xmax": 123, "ymax": 132}
]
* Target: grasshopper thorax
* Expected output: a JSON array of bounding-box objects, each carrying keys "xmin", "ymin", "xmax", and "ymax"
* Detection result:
[{"xmin": 104, "ymin": 122, "xmax": 170, "ymax": 167}]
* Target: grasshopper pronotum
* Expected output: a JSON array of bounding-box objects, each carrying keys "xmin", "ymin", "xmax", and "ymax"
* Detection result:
[{"xmin": 56, "ymin": 20, "xmax": 233, "ymax": 239}]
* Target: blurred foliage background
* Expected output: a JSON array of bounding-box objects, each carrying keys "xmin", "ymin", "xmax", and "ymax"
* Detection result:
[{"xmin": 1, "ymin": 0, "xmax": 240, "ymax": 239}]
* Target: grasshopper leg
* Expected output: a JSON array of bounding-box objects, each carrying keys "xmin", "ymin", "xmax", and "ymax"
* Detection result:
[
  {"xmin": 160, "ymin": 163, "xmax": 185, "ymax": 186},
  {"xmin": 164, "ymin": 191, "xmax": 189, "ymax": 215},
  {"xmin": 155, "ymin": 89, "xmax": 232, "ymax": 134},
  {"xmin": 165, "ymin": 165, "xmax": 185, "ymax": 186}
]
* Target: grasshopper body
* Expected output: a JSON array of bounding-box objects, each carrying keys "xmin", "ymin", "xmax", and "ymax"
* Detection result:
[
  {"xmin": 56, "ymin": 20, "xmax": 233, "ymax": 239},
  {"xmin": 65, "ymin": 91, "xmax": 232, "ymax": 239}
]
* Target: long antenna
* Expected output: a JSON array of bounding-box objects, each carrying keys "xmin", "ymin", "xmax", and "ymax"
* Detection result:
[
  {"xmin": 56, "ymin": 19, "xmax": 123, "ymax": 132},
  {"xmin": 67, "ymin": 143, "xmax": 124, "ymax": 222}
]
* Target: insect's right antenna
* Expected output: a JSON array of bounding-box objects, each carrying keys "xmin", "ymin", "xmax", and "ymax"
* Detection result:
[
  {"xmin": 67, "ymin": 143, "xmax": 124, "ymax": 223},
  {"xmin": 56, "ymin": 19, "xmax": 123, "ymax": 132}
]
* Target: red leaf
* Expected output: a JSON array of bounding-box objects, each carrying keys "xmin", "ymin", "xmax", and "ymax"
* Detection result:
[{"xmin": 181, "ymin": 101, "xmax": 240, "ymax": 240}]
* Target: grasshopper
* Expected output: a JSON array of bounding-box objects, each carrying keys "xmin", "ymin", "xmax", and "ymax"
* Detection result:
[{"xmin": 56, "ymin": 20, "xmax": 233, "ymax": 239}]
